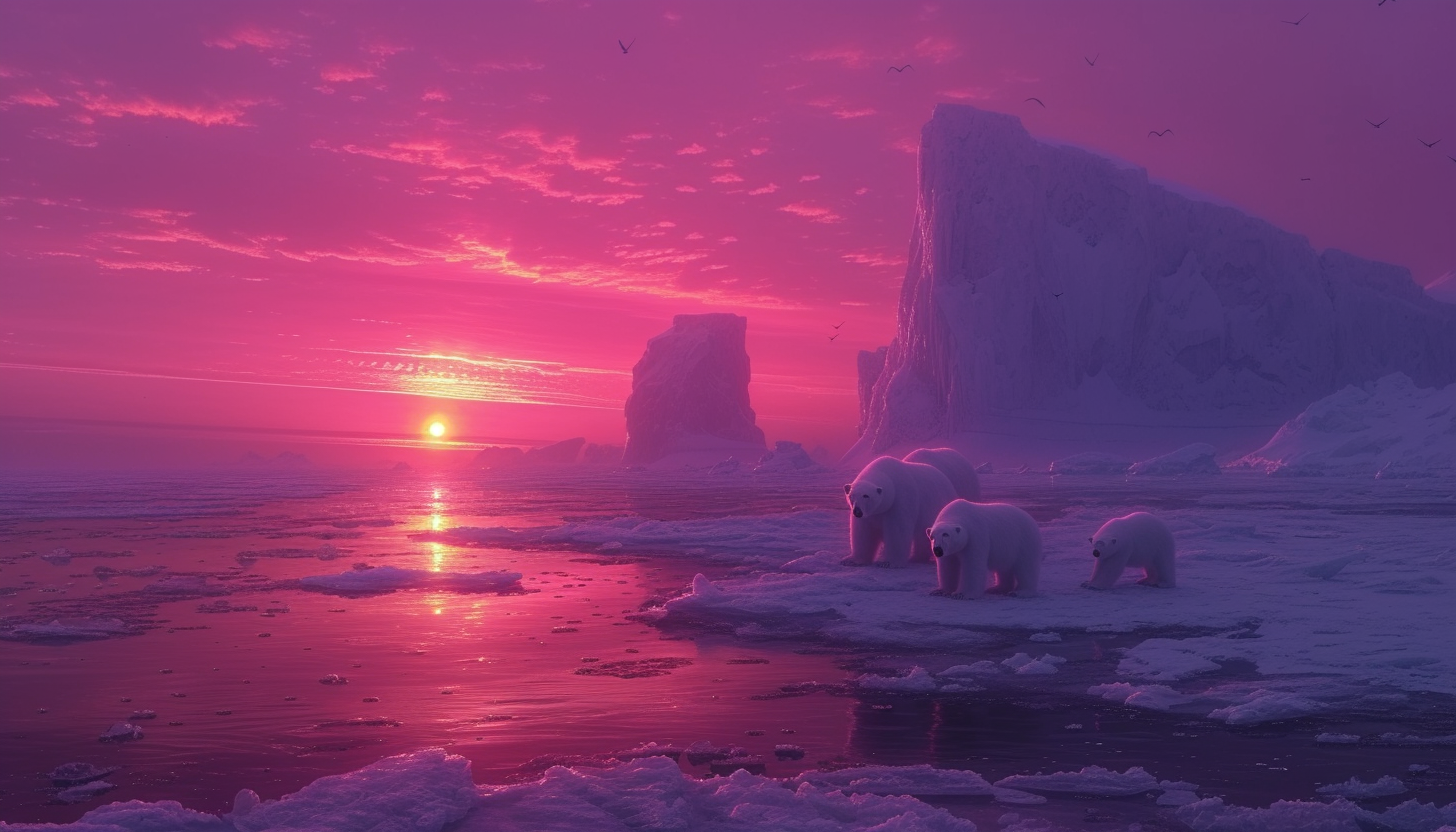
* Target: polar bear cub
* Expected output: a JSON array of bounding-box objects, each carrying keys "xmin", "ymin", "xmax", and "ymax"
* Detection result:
[
  {"xmin": 925, "ymin": 499, "xmax": 1043, "ymax": 598},
  {"xmin": 903, "ymin": 447, "xmax": 981, "ymax": 502},
  {"xmin": 844, "ymin": 456, "xmax": 958, "ymax": 567},
  {"xmin": 1083, "ymin": 511, "xmax": 1176, "ymax": 589}
]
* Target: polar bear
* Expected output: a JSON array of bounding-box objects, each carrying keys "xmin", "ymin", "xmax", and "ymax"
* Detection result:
[
  {"xmin": 925, "ymin": 500, "xmax": 1043, "ymax": 598},
  {"xmin": 844, "ymin": 456, "xmax": 958, "ymax": 567},
  {"xmin": 1083, "ymin": 512, "xmax": 1176, "ymax": 589},
  {"xmin": 903, "ymin": 447, "xmax": 981, "ymax": 502}
]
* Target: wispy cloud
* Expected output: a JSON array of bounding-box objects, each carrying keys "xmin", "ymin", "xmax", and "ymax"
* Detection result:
[
  {"xmin": 76, "ymin": 91, "xmax": 259, "ymax": 127},
  {"xmin": 779, "ymin": 202, "xmax": 843, "ymax": 224},
  {"xmin": 320, "ymin": 65, "xmax": 375, "ymax": 83},
  {"xmin": 676, "ymin": 143, "xmax": 707, "ymax": 155},
  {"xmin": 206, "ymin": 25, "xmax": 304, "ymax": 52}
]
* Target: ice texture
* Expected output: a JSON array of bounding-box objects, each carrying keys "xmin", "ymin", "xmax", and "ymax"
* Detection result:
[
  {"xmin": 854, "ymin": 104, "xmax": 1456, "ymax": 457},
  {"xmin": 298, "ymin": 565, "xmax": 522, "ymax": 594},
  {"xmin": 2, "ymin": 618, "xmax": 133, "ymax": 641},
  {"xmin": 753, "ymin": 441, "xmax": 823, "ymax": 474},
  {"xmin": 228, "ymin": 749, "xmax": 475, "ymax": 832},
  {"xmin": 622, "ymin": 313, "xmax": 767, "ymax": 465},
  {"xmin": 1049, "ymin": 453, "xmax": 1131, "ymax": 476},
  {"xmin": 1234, "ymin": 374, "xmax": 1456, "ymax": 478}
]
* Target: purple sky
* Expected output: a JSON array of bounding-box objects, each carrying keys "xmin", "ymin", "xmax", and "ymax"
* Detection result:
[{"xmin": 2, "ymin": 1, "xmax": 1452, "ymax": 463}]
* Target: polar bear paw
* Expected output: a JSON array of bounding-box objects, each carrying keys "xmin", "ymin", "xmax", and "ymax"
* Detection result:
[{"xmin": 840, "ymin": 557, "xmax": 870, "ymax": 567}]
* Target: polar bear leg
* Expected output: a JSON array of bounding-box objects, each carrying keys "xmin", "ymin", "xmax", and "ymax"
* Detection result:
[
  {"xmin": 933, "ymin": 551, "xmax": 961, "ymax": 596},
  {"xmin": 960, "ymin": 549, "xmax": 989, "ymax": 599},
  {"xmin": 843, "ymin": 518, "xmax": 879, "ymax": 566},
  {"xmin": 877, "ymin": 515, "xmax": 912, "ymax": 567}
]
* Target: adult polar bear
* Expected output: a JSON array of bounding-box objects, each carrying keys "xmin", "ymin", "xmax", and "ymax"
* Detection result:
[
  {"xmin": 925, "ymin": 499, "xmax": 1043, "ymax": 598},
  {"xmin": 902, "ymin": 447, "xmax": 980, "ymax": 502},
  {"xmin": 1083, "ymin": 512, "xmax": 1177, "ymax": 589},
  {"xmin": 843, "ymin": 456, "xmax": 957, "ymax": 567}
]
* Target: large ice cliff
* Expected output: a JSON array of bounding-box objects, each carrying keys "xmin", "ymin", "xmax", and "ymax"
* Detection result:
[
  {"xmin": 623, "ymin": 313, "xmax": 767, "ymax": 465},
  {"xmin": 854, "ymin": 104, "xmax": 1456, "ymax": 459}
]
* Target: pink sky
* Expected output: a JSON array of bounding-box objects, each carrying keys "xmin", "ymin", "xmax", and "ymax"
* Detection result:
[{"xmin": 2, "ymin": 1, "xmax": 1452, "ymax": 464}]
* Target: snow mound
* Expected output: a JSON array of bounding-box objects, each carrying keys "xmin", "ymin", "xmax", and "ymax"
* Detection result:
[
  {"xmin": 1049, "ymin": 452, "xmax": 1131, "ymax": 476},
  {"xmin": 1235, "ymin": 374, "xmax": 1456, "ymax": 478},
  {"xmin": 298, "ymin": 565, "xmax": 522, "ymax": 594},
  {"xmin": 1177, "ymin": 796, "xmax": 1456, "ymax": 832},
  {"xmin": 1130, "ymin": 443, "xmax": 1221, "ymax": 476},
  {"xmin": 856, "ymin": 667, "xmax": 938, "ymax": 692}
]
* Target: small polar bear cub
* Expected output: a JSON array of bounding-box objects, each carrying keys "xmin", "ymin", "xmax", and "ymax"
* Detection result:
[
  {"xmin": 925, "ymin": 499, "xmax": 1043, "ymax": 599},
  {"xmin": 844, "ymin": 456, "xmax": 957, "ymax": 567},
  {"xmin": 1083, "ymin": 511, "xmax": 1177, "ymax": 589}
]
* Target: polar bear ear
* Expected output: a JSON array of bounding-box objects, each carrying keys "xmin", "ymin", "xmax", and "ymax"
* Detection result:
[
  {"xmin": 955, "ymin": 526, "xmax": 962, "ymax": 533},
  {"xmin": 875, "ymin": 487, "xmax": 882, "ymax": 493},
  {"xmin": 844, "ymin": 484, "xmax": 852, "ymax": 494},
  {"xmin": 1088, "ymin": 536, "xmax": 1094, "ymax": 543},
  {"xmin": 925, "ymin": 527, "xmax": 934, "ymax": 538}
]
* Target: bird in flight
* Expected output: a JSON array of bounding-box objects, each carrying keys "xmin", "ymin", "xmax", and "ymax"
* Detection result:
[
  {"xmin": 1301, "ymin": 177, "xmax": 1312, "ymax": 181},
  {"xmin": 1419, "ymin": 138, "xmax": 1441, "ymax": 148},
  {"xmin": 1148, "ymin": 129, "xmax": 1173, "ymax": 137},
  {"xmin": 832, "ymin": 321, "xmax": 846, "ymax": 330},
  {"xmin": 1378, "ymin": 0, "xmax": 1393, "ymax": 6},
  {"xmin": 887, "ymin": 65, "xmax": 912, "ymax": 73},
  {"xmin": 1282, "ymin": 13, "xmax": 1308, "ymax": 24},
  {"xmin": 828, "ymin": 334, "xmax": 840, "ymax": 341},
  {"xmin": 1085, "ymin": 54, "xmax": 1099, "ymax": 67},
  {"xmin": 1052, "ymin": 292, "xmax": 1064, "ymax": 298},
  {"xmin": 1367, "ymin": 118, "xmax": 1388, "ymax": 128},
  {"xmin": 1025, "ymin": 97, "xmax": 1046, "ymax": 108},
  {"xmin": 618, "ymin": 38, "xmax": 634, "ymax": 54}
]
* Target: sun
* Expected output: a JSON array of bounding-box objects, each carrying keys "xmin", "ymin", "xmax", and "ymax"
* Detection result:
[{"xmin": 428, "ymin": 421, "xmax": 446, "ymax": 439}]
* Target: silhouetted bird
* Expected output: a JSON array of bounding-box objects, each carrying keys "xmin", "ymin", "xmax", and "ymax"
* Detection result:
[
  {"xmin": 618, "ymin": 38, "xmax": 634, "ymax": 54},
  {"xmin": 1378, "ymin": 0, "xmax": 1393, "ymax": 6},
  {"xmin": 887, "ymin": 65, "xmax": 912, "ymax": 73},
  {"xmin": 1085, "ymin": 54, "xmax": 1099, "ymax": 67},
  {"xmin": 828, "ymin": 334, "xmax": 840, "ymax": 341},
  {"xmin": 832, "ymin": 321, "xmax": 846, "ymax": 329},
  {"xmin": 1052, "ymin": 292, "xmax": 1064, "ymax": 298},
  {"xmin": 1419, "ymin": 138, "xmax": 1441, "ymax": 148},
  {"xmin": 1282, "ymin": 13, "xmax": 1308, "ymax": 24},
  {"xmin": 1148, "ymin": 129, "xmax": 1173, "ymax": 137},
  {"xmin": 1301, "ymin": 177, "xmax": 1312, "ymax": 181},
  {"xmin": 1367, "ymin": 118, "xmax": 1388, "ymax": 128},
  {"xmin": 1025, "ymin": 97, "xmax": 1046, "ymax": 108}
]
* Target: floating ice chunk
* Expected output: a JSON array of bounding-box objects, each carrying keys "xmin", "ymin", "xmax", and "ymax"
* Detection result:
[
  {"xmin": 299, "ymin": 565, "xmax": 522, "ymax": 594},
  {"xmin": 1375, "ymin": 733, "xmax": 1456, "ymax": 746},
  {"xmin": 129, "ymin": 709, "xmax": 157, "ymax": 720},
  {"xmin": 145, "ymin": 575, "xmax": 226, "ymax": 596},
  {"xmin": 319, "ymin": 674, "xmax": 348, "ymax": 685},
  {"xmin": 1157, "ymin": 789, "xmax": 1200, "ymax": 806},
  {"xmin": 42, "ymin": 547, "xmax": 73, "ymax": 564},
  {"xmin": 50, "ymin": 762, "xmax": 120, "ymax": 786},
  {"xmin": 994, "ymin": 765, "xmax": 1161, "ymax": 797},
  {"xmin": 1316, "ymin": 775, "xmax": 1407, "ymax": 799},
  {"xmin": 1208, "ymin": 691, "xmax": 1324, "ymax": 725},
  {"xmin": 57, "ymin": 781, "xmax": 116, "ymax": 803},
  {"xmin": 1316, "ymin": 733, "xmax": 1362, "ymax": 744},
  {"xmin": 1012, "ymin": 655, "xmax": 1065, "ymax": 675},
  {"xmin": 614, "ymin": 742, "xmax": 683, "ymax": 761},
  {"xmin": 683, "ymin": 741, "xmax": 747, "ymax": 766},
  {"xmin": 229, "ymin": 749, "xmax": 475, "ymax": 832},
  {"xmin": 939, "ymin": 661, "xmax": 1001, "ymax": 677},
  {"xmin": 4, "ymin": 618, "xmax": 132, "ymax": 641},
  {"xmin": 99, "ymin": 722, "xmax": 143, "ymax": 742},
  {"xmin": 856, "ymin": 667, "xmax": 937, "ymax": 692},
  {"xmin": 774, "ymin": 745, "xmax": 805, "ymax": 760},
  {"xmin": 1049, "ymin": 453, "xmax": 1131, "ymax": 476},
  {"xmin": 65, "ymin": 798, "xmax": 227, "ymax": 831},
  {"xmin": 1129, "ymin": 444, "xmax": 1221, "ymax": 476},
  {"xmin": 793, "ymin": 764, "xmax": 1001, "ymax": 797},
  {"xmin": 1028, "ymin": 632, "xmax": 1062, "ymax": 643}
]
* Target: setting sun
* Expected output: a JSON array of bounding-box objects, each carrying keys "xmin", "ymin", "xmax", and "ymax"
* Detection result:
[{"xmin": 427, "ymin": 421, "xmax": 446, "ymax": 438}]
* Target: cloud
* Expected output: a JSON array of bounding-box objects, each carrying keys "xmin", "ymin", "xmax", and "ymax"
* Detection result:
[
  {"xmin": 675, "ymin": 185, "xmax": 698, "ymax": 192},
  {"xmin": 939, "ymin": 87, "xmax": 996, "ymax": 101},
  {"xmin": 4, "ymin": 90, "xmax": 59, "ymax": 107},
  {"xmin": 842, "ymin": 251, "xmax": 904, "ymax": 267},
  {"xmin": 832, "ymin": 108, "xmax": 876, "ymax": 119},
  {"xmin": 710, "ymin": 172, "xmax": 744, "ymax": 184},
  {"xmin": 321, "ymin": 65, "xmax": 375, "ymax": 82},
  {"xmin": 206, "ymin": 25, "xmax": 303, "ymax": 52},
  {"xmin": 913, "ymin": 36, "xmax": 961, "ymax": 63},
  {"xmin": 95, "ymin": 258, "xmax": 196, "ymax": 272},
  {"xmin": 676, "ymin": 143, "xmax": 707, "ymax": 155},
  {"xmin": 801, "ymin": 46, "xmax": 869, "ymax": 68},
  {"xmin": 799, "ymin": 175, "xmax": 821, "ymax": 182},
  {"xmin": 747, "ymin": 183, "xmax": 779, "ymax": 195},
  {"xmin": 76, "ymin": 91, "xmax": 258, "ymax": 127},
  {"xmin": 779, "ymin": 202, "xmax": 842, "ymax": 224},
  {"xmin": 422, "ymin": 89, "xmax": 450, "ymax": 102}
]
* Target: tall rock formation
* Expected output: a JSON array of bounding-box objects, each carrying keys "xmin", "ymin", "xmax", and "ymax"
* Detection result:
[
  {"xmin": 623, "ymin": 313, "xmax": 767, "ymax": 465},
  {"xmin": 855, "ymin": 104, "xmax": 1456, "ymax": 456}
]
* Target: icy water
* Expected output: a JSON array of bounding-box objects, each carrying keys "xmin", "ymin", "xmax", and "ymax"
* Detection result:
[{"xmin": 2, "ymin": 468, "xmax": 1454, "ymax": 828}]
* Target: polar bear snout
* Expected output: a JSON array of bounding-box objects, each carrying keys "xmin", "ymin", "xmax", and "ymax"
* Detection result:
[
  {"xmin": 1093, "ymin": 549, "xmax": 1101, "ymax": 558},
  {"xmin": 853, "ymin": 507, "xmax": 863, "ymax": 518},
  {"xmin": 932, "ymin": 545, "xmax": 943, "ymax": 557}
]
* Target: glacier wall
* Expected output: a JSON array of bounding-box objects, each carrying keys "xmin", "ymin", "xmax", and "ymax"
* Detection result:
[{"xmin": 856, "ymin": 104, "xmax": 1456, "ymax": 453}]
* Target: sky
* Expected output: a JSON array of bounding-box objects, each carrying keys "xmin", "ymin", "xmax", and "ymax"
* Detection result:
[{"xmin": 1, "ymin": 0, "xmax": 1453, "ymax": 466}]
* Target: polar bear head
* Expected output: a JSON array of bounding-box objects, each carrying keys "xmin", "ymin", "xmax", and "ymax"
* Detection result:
[
  {"xmin": 1085, "ymin": 524, "xmax": 1127, "ymax": 589},
  {"xmin": 925, "ymin": 520, "xmax": 968, "ymax": 558},
  {"xmin": 844, "ymin": 476, "xmax": 894, "ymax": 518}
]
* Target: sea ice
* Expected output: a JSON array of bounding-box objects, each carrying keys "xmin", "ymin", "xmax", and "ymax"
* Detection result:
[
  {"xmin": 1316, "ymin": 775, "xmax": 1407, "ymax": 799},
  {"xmin": 56, "ymin": 781, "xmax": 116, "ymax": 804},
  {"xmin": 3, "ymin": 618, "xmax": 132, "ymax": 641},
  {"xmin": 1130, "ymin": 443, "xmax": 1222, "ymax": 476},
  {"xmin": 855, "ymin": 667, "xmax": 938, "ymax": 692},
  {"xmin": 1048, "ymin": 453, "xmax": 1132, "ymax": 476},
  {"xmin": 49, "ymin": 763, "xmax": 120, "ymax": 786},
  {"xmin": 993, "ymin": 765, "xmax": 1161, "ymax": 797},
  {"xmin": 98, "ymin": 723, "xmax": 143, "ymax": 743}
]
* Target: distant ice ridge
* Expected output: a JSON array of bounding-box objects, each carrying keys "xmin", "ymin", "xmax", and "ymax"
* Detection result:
[
  {"xmin": 854, "ymin": 104, "xmax": 1456, "ymax": 458},
  {"xmin": 1234, "ymin": 373, "xmax": 1456, "ymax": 478}
]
